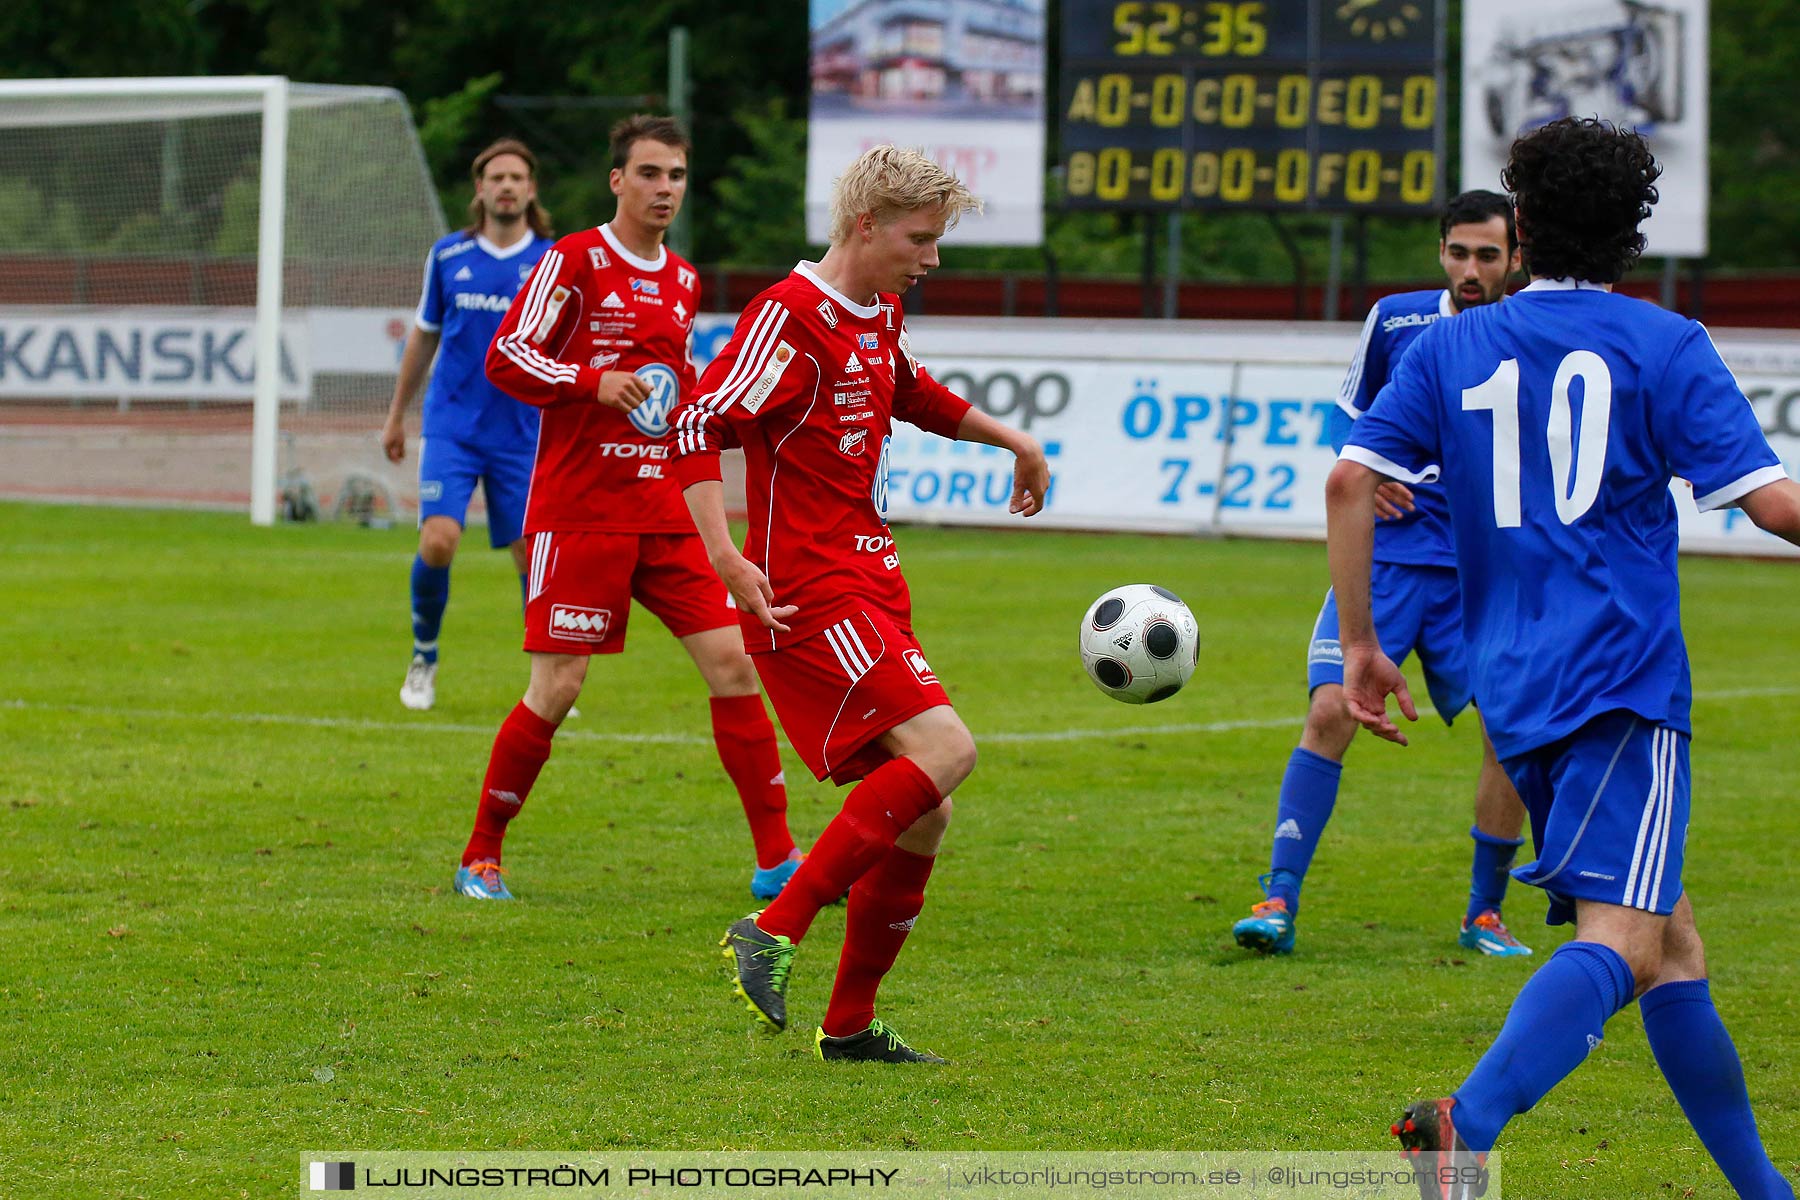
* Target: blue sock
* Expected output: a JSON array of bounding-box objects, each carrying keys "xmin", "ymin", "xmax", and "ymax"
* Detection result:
[
  {"xmin": 1641, "ymin": 980, "xmax": 1795, "ymax": 1200},
  {"xmin": 1466, "ymin": 825, "xmax": 1525, "ymax": 925},
  {"xmin": 409, "ymin": 556, "xmax": 450, "ymax": 664},
  {"xmin": 1451, "ymin": 941, "xmax": 1635, "ymax": 1151},
  {"xmin": 1264, "ymin": 747, "xmax": 1342, "ymax": 914}
]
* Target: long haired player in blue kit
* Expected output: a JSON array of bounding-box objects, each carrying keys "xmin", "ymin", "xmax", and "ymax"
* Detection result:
[
  {"xmin": 381, "ymin": 139, "xmax": 555, "ymax": 711},
  {"xmin": 1232, "ymin": 191, "xmax": 1535, "ymax": 960},
  {"xmin": 1330, "ymin": 119, "xmax": 1800, "ymax": 1197}
]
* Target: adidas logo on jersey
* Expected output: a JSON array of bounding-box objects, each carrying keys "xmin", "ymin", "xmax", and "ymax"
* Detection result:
[
  {"xmin": 453, "ymin": 265, "xmax": 473, "ymax": 281},
  {"xmin": 1274, "ymin": 818, "xmax": 1303, "ymax": 841},
  {"xmin": 601, "ymin": 292, "xmax": 626, "ymax": 309},
  {"xmin": 843, "ymin": 352, "xmax": 864, "ymax": 375}
]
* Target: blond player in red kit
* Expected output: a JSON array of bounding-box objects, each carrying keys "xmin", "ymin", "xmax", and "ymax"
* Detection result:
[
  {"xmin": 671, "ymin": 146, "xmax": 1050, "ymax": 1063},
  {"xmin": 451, "ymin": 116, "xmax": 801, "ymax": 903}
]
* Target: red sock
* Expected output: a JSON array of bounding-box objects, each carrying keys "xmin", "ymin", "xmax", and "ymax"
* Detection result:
[
  {"xmin": 709, "ymin": 693, "xmax": 796, "ymax": 869},
  {"xmin": 462, "ymin": 701, "xmax": 558, "ymax": 866},
  {"xmin": 756, "ymin": 756, "xmax": 941, "ymax": 943},
  {"xmin": 823, "ymin": 845, "xmax": 935, "ymax": 1037}
]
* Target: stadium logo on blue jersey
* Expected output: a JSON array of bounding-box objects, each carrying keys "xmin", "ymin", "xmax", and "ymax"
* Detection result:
[
  {"xmin": 1381, "ymin": 312, "xmax": 1439, "ymax": 334},
  {"xmin": 857, "ymin": 333, "xmax": 879, "ymax": 350},
  {"xmin": 630, "ymin": 278, "xmax": 660, "ymax": 296},
  {"xmin": 629, "ymin": 363, "xmax": 680, "ymax": 438}
]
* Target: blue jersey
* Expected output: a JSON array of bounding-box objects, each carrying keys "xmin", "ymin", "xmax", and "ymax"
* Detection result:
[
  {"xmin": 1344, "ymin": 279, "xmax": 1786, "ymax": 760},
  {"xmin": 414, "ymin": 231, "xmax": 554, "ymax": 448},
  {"xmin": 1334, "ymin": 289, "xmax": 1457, "ymax": 568}
]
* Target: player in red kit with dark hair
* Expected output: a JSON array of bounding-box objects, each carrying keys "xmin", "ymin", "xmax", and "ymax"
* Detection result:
[
  {"xmin": 672, "ymin": 145, "xmax": 1050, "ymax": 1063},
  {"xmin": 452, "ymin": 115, "xmax": 801, "ymax": 903}
]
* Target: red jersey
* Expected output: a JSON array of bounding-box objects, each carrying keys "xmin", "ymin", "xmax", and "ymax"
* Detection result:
[
  {"xmin": 670, "ymin": 263, "xmax": 971, "ymax": 651},
  {"xmin": 486, "ymin": 223, "xmax": 700, "ymax": 534}
]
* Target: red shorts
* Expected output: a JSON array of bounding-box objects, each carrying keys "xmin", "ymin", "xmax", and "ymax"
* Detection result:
[
  {"xmin": 522, "ymin": 530, "xmax": 735, "ymax": 655},
  {"xmin": 754, "ymin": 607, "xmax": 951, "ymax": 785}
]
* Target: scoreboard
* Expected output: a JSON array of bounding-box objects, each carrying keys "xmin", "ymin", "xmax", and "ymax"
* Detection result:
[{"xmin": 1059, "ymin": 1, "xmax": 1444, "ymax": 213}]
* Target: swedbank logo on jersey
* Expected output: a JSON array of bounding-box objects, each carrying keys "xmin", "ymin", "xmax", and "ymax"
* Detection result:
[
  {"xmin": 742, "ymin": 342, "xmax": 795, "ymax": 415},
  {"xmin": 629, "ymin": 363, "xmax": 680, "ymax": 437},
  {"xmin": 549, "ymin": 605, "xmax": 611, "ymax": 643}
]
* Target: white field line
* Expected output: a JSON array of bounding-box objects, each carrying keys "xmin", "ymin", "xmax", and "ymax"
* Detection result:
[{"xmin": 3, "ymin": 685, "xmax": 1795, "ymax": 747}]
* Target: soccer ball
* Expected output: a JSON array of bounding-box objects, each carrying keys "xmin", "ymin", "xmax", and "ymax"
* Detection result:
[{"xmin": 1079, "ymin": 584, "xmax": 1200, "ymax": 704}]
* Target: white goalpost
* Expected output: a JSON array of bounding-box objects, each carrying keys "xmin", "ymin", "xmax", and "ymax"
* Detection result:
[{"xmin": 0, "ymin": 77, "xmax": 445, "ymax": 524}]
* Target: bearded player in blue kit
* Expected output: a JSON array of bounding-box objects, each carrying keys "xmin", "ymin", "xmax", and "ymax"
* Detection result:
[
  {"xmin": 1329, "ymin": 118, "xmax": 1798, "ymax": 1197},
  {"xmin": 1232, "ymin": 190, "xmax": 1535, "ymax": 960},
  {"xmin": 382, "ymin": 139, "xmax": 555, "ymax": 711}
]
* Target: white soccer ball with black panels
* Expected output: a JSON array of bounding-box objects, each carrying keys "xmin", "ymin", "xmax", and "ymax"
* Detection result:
[{"xmin": 1079, "ymin": 583, "xmax": 1200, "ymax": 704}]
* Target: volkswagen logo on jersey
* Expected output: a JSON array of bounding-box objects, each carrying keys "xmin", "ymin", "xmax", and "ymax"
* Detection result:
[
  {"xmin": 870, "ymin": 434, "xmax": 891, "ymax": 523},
  {"xmin": 629, "ymin": 363, "xmax": 680, "ymax": 438}
]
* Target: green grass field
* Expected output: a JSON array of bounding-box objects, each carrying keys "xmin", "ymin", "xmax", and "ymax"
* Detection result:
[{"xmin": 3, "ymin": 501, "xmax": 1795, "ymax": 1199}]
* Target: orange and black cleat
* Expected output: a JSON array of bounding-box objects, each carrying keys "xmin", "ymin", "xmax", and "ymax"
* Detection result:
[{"xmin": 1391, "ymin": 1098, "xmax": 1489, "ymax": 1200}]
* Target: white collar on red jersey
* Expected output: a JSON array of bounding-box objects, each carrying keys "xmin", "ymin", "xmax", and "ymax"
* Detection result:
[
  {"xmin": 476, "ymin": 233, "xmax": 538, "ymax": 260},
  {"xmin": 794, "ymin": 261, "xmax": 880, "ymax": 320},
  {"xmin": 601, "ymin": 223, "xmax": 668, "ymax": 273}
]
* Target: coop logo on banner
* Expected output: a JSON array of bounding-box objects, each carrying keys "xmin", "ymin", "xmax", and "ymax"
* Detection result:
[{"xmin": 0, "ymin": 310, "xmax": 310, "ymax": 400}]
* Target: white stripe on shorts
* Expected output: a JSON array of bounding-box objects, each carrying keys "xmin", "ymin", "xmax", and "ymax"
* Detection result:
[
  {"xmin": 823, "ymin": 618, "xmax": 873, "ymax": 682},
  {"xmin": 1624, "ymin": 728, "xmax": 1672, "ymax": 909},
  {"xmin": 529, "ymin": 532, "xmax": 552, "ymax": 603}
]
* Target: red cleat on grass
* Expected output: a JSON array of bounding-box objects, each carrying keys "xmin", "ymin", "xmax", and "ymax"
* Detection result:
[{"xmin": 1391, "ymin": 1098, "xmax": 1490, "ymax": 1200}]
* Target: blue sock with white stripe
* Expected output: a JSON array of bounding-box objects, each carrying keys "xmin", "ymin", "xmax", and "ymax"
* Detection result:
[
  {"xmin": 1641, "ymin": 980, "xmax": 1795, "ymax": 1200},
  {"xmin": 1264, "ymin": 747, "xmax": 1342, "ymax": 915},
  {"xmin": 409, "ymin": 556, "xmax": 450, "ymax": 664},
  {"xmin": 1466, "ymin": 825, "xmax": 1524, "ymax": 925},
  {"xmin": 1450, "ymin": 941, "xmax": 1635, "ymax": 1151}
]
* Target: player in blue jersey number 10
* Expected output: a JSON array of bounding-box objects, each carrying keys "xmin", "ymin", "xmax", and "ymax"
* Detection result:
[
  {"xmin": 381, "ymin": 140, "xmax": 555, "ymax": 712},
  {"xmin": 1332, "ymin": 117, "xmax": 1800, "ymax": 1197}
]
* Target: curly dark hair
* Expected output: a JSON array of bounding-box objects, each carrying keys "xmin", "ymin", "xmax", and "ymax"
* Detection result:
[{"xmin": 1501, "ymin": 118, "xmax": 1661, "ymax": 283}]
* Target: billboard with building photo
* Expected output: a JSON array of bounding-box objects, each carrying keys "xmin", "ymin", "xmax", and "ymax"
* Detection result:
[
  {"xmin": 1461, "ymin": 0, "xmax": 1708, "ymax": 257},
  {"xmin": 806, "ymin": 0, "xmax": 1045, "ymax": 246}
]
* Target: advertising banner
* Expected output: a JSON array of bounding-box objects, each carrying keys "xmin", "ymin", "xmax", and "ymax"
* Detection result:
[
  {"xmin": 693, "ymin": 313, "xmax": 1800, "ymax": 558},
  {"xmin": 1460, "ymin": 0, "xmax": 1709, "ymax": 257},
  {"xmin": 807, "ymin": 0, "xmax": 1046, "ymax": 246},
  {"xmin": 0, "ymin": 309, "xmax": 310, "ymax": 400}
]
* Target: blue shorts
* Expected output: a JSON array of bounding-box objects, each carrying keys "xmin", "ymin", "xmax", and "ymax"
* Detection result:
[
  {"xmin": 1307, "ymin": 561, "xmax": 1472, "ymax": 722},
  {"xmin": 1505, "ymin": 710, "xmax": 1690, "ymax": 926},
  {"xmin": 417, "ymin": 435, "xmax": 535, "ymax": 548}
]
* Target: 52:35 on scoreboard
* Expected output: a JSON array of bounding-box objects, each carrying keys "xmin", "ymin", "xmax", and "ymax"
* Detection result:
[{"xmin": 1058, "ymin": 0, "xmax": 1446, "ymax": 213}]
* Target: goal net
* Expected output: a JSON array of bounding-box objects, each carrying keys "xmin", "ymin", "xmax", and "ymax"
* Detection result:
[{"xmin": 0, "ymin": 77, "xmax": 445, "ymax": 523}]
